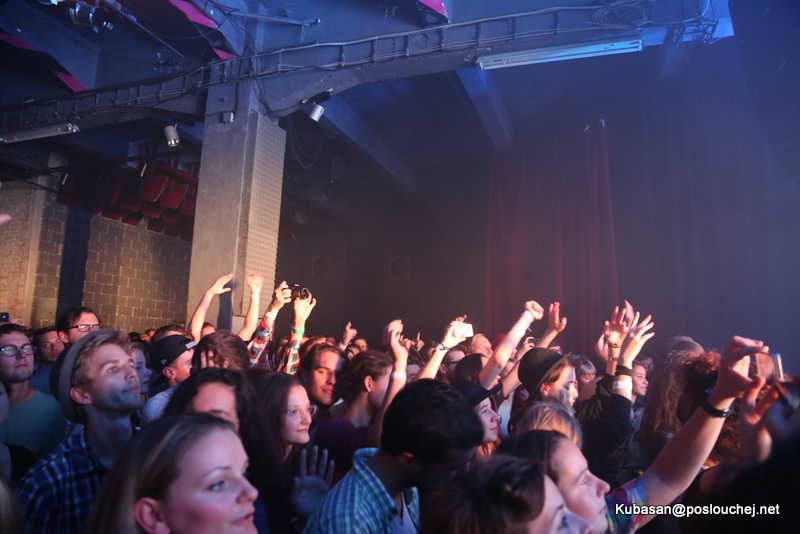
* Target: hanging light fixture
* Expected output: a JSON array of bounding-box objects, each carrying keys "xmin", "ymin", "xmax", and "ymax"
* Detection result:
[
  {"xmin": 308, "ymin": 104, "xmax": 325, "ymax": 122},
  {"xmin": 164, "ymin": 124, "xmax": 180, "ymax": 147}
]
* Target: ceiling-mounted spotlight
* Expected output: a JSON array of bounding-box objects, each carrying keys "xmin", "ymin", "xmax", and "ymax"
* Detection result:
[
  {"xmin": 302, "ymin": 89, "xmax": 332, "ymax": 122},
  {"xmin": 308, "ymin": 104, "xmax": 325, "ymax": 122},
  {"xmin": 164, "ymin": 124, "xmax": 180, "ymax": 147},
  {"xmin": 69, "ymin": 2, "xmax": 113, "ymax": 31}
]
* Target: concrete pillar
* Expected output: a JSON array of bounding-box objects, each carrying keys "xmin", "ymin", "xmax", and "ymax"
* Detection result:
[{"xmin": 187, "ymin": 81, "xmax": 286, "ymax": 330}]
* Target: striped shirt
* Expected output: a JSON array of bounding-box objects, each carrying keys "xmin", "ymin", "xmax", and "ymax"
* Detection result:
[{"xmin": 304, "ymin": 448, "xmax": 419, "ymax": 534}]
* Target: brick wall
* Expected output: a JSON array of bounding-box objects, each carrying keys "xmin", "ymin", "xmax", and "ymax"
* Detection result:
[
  {"xmin": 2, "ymin": 181, "xmax": 191, "ymax": 330},
  {"xmin": 0, "ymin": 181, "xmax": 36, "ymax": 322},
  {"xmin": 83, "ymin": 218, "xmax": 191, "ymax": 333}
]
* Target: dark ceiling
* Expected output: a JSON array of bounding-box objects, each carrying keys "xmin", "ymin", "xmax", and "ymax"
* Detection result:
[{"xmin": 0, "ymin": 0, "xmax": 737, "ymax": 224}]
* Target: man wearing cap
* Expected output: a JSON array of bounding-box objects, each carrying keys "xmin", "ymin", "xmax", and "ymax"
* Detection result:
[
  {"xmin": 141, "ymin": 334, "xmax": 196, "ymax": 425},
  {"xmin": 0, "ymin": 323, "xmax": 67, "ymax": 458},
  {"xmin": 17, "ymin": 329, "xmax": 141, "ymax": 534}
]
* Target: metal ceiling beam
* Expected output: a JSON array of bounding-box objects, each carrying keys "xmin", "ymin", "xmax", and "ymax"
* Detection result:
[
  {"xmin": 317, "ymin": 96, "xmax": 419, "ymax": 196},
  {"xmin": 1, "ymin": 1, "xmax": 726, "ymax": 135},
  {"xmin": 455, "ymin": 68, "xmax": 512, "ymax": 152}
]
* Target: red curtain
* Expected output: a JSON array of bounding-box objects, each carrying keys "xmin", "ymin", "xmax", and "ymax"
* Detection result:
[{"xmin": 484, "ymin": 122, "xmax": 618, "ymax": 356}]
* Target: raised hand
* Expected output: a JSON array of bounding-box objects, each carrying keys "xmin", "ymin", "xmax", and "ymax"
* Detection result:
[
  {"xmin": 619, "ymin": 312, "xmax": 655, "ymax": 365},
  {"xmin": 291, "ymin": 446, "xmax": 334, "ymax": 518},
  {"xmin": 442, "ymin": 321, "xmax": 467, "ymax": 349},
  {"xmin": 386, "ymin": 321, "xmax": 409, "ymax": 363},
  {"xmin": 246, "ymin": 271, "xmax": 265, "ymax": 294},
  {"xmin": 547, "ymin": 302, "xmax": 567, "ymax": 332},
  {"xmin": 603, "ymin": 306, "xmax": 629, "ymax": 348},
  {"xmin": 413, "ymin": 332, "xmax": 424, "ymax": 351},
  {"xmin": 208, "ymin": 273, "xmax": 234, "ymax": 295},
  {"xmin": 270, "ymin": 281, "xmax": 292, "ymax": 309},
  {"xmin": 381, "ymin": 319, "xmax": 403, "ymax": 350},
  {"xmin": 523, "ymin": 300, "xmax": 545, "ymax": 322},
  {"xmin": 712, "ymin": 336, "xmax": 767, "ymax": 402},
  {"xmin": 293, "ymin": 291, "xmax": 317, "ymax": 323},
  {"xmin": 341, "ymin": 321, "xmax": 358, "ymax": 346}
]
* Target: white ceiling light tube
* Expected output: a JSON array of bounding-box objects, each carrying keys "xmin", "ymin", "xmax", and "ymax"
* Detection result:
[{"xmin": 477, "ymin": 37, "xmax": 644, "ymax": 70}]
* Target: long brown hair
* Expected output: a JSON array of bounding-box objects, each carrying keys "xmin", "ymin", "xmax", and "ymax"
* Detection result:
[
  {"xmin": 246, "ymin": 370, "xmax": 303, "ymax": 498},
  {"xmin": 639, "ymin": 337, "xmax": 703, "ymax": 448}
]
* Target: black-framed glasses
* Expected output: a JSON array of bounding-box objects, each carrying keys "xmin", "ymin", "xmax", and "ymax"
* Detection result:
[
  {"xmin": 67, "ymin": 324, "xmax": 102, "ymax": 333},
  {"xmin": 0, "ymin": 344, "xmax": 34, "ymax": 357},
  {"xmin": 285, "ymin": 405, "xmax": 318, "ymax": 418}
]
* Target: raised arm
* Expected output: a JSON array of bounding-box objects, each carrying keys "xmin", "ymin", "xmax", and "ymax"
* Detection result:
[
  {"xmin": 368, "ymin": 320, "xmax": 409, "ymax": 447},
  {"xmin": 247, "ymin": 281, "xmax": 291, "ymax": 367},
  {"xmin": 283, "ymin": 291, "xmax": 316, "ymax": 374},
  {"xmin": 415, "ymin": 319, "xmax": 467, "ymax": 381},
  {"xmin": 611, "ymin": 312, "xmax": 654, "ymax": 401},
  {"xmin": 535, "ymin": 302, "xmax": 567, "ymax": 349},
  {"xmin": 636, "ymin": 336, "xmax": 765, "ymax": 522},
  {"xmin": 337, "ymin": 321, "xmax": 358, "ymax": 351},
  {"xmin": 479, "ymin": 301, "xmax": 545, "ymax": 390},
  {"xmin": 189, "ymin": 273, "xmax": 233, "ymax": 341},
  {"xmin": 238, "ymin": 271, "xmax": 265, "ymax": 341}
]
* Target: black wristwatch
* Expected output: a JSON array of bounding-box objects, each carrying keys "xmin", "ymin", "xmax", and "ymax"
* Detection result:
[{"xmin": 699, "ymin": 398, "xmax": 732, "ymax": 418}]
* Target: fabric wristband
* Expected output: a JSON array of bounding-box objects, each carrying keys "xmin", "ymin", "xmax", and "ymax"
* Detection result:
[
  {"xmin": 265, "ymin": 312, "xmax": 277, "ymax": 319},
  {"xmin": 291, "ymin": 327, "xmax": 305, "ymax": 335},
  {"xmin": 435, "ymin": 342, "xmax": 451, "ymax": 352},
  {"xmin": 390, "ymin": 371, "xmax": 407, "ymax": 381},
  {"xmin": 251, "ymin": 294, "xmax": 260, "ymax": 299},
  {"xmin": 613, "ymin": 381, "xmax": 633, "ymax": 391}
]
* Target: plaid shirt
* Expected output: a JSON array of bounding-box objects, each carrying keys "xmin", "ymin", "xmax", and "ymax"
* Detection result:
[
  {"xmin": 304, "ymin": 448, "xmax": 419, "ymax": 534},
  {"xmin": 605, "ymin": 477, "xmax": 646, "ymax": 534},
  {"xmin": 16, "ymin": 429, "xmax": 107, "ymax": 534},
  {"xmin": 248, "ymin": 319, "xmax": 273, "ymax": 367}
]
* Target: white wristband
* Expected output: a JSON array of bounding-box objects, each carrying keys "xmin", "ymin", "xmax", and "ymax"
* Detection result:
[
  {"xmin": 251, "ymin": 294, "xmax": 260, "ymax": 300},
  {"xmin": 265, "ymin": 311, "xmax": 277, "ymax": 319},
  {"xmin": 390, "ymin": 371, "xmax": 407, "ymax": 381},
  {"xmin": 613, "ymin": 381, "xmax": 632, "ymax": 391}
]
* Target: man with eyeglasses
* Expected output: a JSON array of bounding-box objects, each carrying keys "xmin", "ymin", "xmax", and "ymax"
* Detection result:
[
  {"xmin": 56, "ymin": 306, "xmax": 102, "ymax": 347},
  {"xmin": 0, "ymin": 324, "xmax": 67, "ymax": 458}
]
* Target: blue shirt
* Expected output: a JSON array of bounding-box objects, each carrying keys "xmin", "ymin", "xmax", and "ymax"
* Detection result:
[
  {"xmin": 16, "ymin": 429, "xmax": 107, "ymax": 534},
  {"xmin": 304, "ymin": 448, "xmax": 419, "ymax": 534}
]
